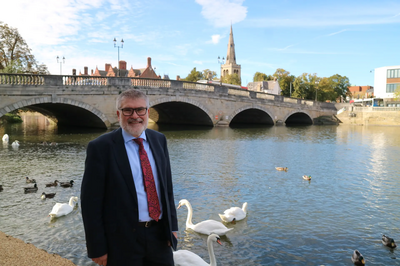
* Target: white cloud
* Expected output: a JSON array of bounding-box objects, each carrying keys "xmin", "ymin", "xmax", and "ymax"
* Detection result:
[
  {"xmin": 195, "ymin": 0, "xmax": 247, "ymax": 27},
  {"xmin": 193, "ymin": 60, "xmax": 203, "ymax": 65},
  {"xmin": 206, "ymin": 34, "xmax": 223, "ymax": 44}
]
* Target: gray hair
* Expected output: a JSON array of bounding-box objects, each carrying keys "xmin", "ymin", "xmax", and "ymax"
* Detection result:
[{"xmin": 116, "ymin": 89, "xmax": 149, "ymax": 110}]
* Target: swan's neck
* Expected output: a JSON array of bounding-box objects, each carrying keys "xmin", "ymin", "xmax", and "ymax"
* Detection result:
[
  {"xmin": 184, "ymin": 202, "xmax": 194, "ymax": 227},
  {"xmin": 242, "ymin": 203, "xmax": 248, "ymax": 213},
  {"xmin": 69, "ymin": 198, "xmax": 75, "ymax": 207},
  {"xmin": 207, "ymin": 237, "xmax": 217, "ymax": 266}
]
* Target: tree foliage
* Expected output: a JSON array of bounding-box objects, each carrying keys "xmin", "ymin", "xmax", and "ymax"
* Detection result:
[
  {"xmin": 202, "ymin": 69, "xmax": 217, "ymax": 81},
  {"xmin": 273, "ymin": 68, "xmax": 295, "ymax": 97},
  {"xmin": 0, "ymin": 22, "xmax": 49, "ymax": 74},
  {"xmin": 183, "ymin": 67, "xmax": 203, "ymax": 82},
  {"xmin": 222, "ymin": 73, "xmax": 241, "ymax": 85},
  {"xmin": 253, "ymin": 72, "xmax": 274, "ymax": 82}
]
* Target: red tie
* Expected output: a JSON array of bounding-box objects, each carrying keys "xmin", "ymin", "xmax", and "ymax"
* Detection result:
[{"xmin": 134, "ymin": 138, "xmax": 161, "ymax": 221}]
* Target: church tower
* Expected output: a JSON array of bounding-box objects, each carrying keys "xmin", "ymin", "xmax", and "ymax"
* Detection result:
[{"xmin": 221, "ymin": 25, "xmax": 241, "ymax": 84}]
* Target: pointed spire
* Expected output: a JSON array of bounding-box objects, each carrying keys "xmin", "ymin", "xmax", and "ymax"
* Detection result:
[{"xmin": 225, "ymin": 24, "xmax": 236, "ymax": 65}]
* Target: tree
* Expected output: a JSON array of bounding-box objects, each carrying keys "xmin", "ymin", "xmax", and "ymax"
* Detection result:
[
  {"xmin": 253, "ymin": 72, "xmax": 273, "ymax": 82},
  {"xmin": 0, "ymin": 22, "xmax": 49, "ymax": 74},
  {"xmin": 292, "ymin": 73, "xmax": 319, "ymax": 100},
  {"xmin": 183, "ymin": 67, "xmax": 203, "ymax": 82},
  {"xmin": 222, "ymin": 73, "xmax": 241, "ymax": 85},
  {"xmin": 394, "ymin": 85, "xmax": 400, "ymax": 100},
  {"xmin": 328, "ymin": 74, "xmax": 351, "ymax": 102},
  {"xmin": 273, "ymin": 68, "xmax": 295, "ymax": 97},
  {"xmin": 202, "ymin": 69, "xmax": 217, "ymax": 81}
]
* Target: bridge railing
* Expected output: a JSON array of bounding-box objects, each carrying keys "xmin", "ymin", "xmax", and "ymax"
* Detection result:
[{"xmin": 0, "ymin": 73, "xmax": 45, "ymax": 85}]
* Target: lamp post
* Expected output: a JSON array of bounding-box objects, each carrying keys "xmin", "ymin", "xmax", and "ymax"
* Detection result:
[
  {"xmin": 113, "ymin": 38, "xmax": 124, "ymax": 77},
  {"xmin": 56, "ymin": 56, "xmax": 65, "ymax": 75},
  {"xmin": 217, "ymin": 56, "xmax": 225, "ymax": 85},
  {"xmin": 315, "ymin": 81, "xmax": 319, "ymax": 101}
]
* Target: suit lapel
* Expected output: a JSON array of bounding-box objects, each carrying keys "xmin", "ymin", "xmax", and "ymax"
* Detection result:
[{"xmin": 112, "ymin": 128, "xmax": 138, "ymax": 205}]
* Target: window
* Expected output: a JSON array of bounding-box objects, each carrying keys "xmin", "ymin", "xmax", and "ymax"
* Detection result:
[
  {"xmin": 387, "ymin": 69, "xmax": 400, "ymax": 78},
  {"xmin": 386, "ymin": 83, "xmax": 400, "ymax": 93}
]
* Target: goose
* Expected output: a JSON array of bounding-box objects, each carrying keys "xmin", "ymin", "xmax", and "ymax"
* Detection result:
[
  {"xmin": 49, "ymin": 196, "xmax": 79, "ymax": 219},
  {"xmin": 41, "ymin": 192, "xmax": 56, "ymax": 199},
  {"xmin": 60, "ymin": 180, "xmax": 74, "ymax": 188},
  {"xmin": 2, "ymin": 134, "xmax": 9, "ymax": 142},
  {"xmin": 302, "ymin": 175, "xmax": 311, "ymax": 181},
  {"xmin": 26, "ymin": 176, "xmax": 36, "ymax": 183},
  {"xmin": 45, "ymin": 180, "xmax": 59, "ymax": 187},
  {"xmin": 382, "ymin": 234, "xmax": 397, "ymax": 248},
  {"xmin": 351, "ymin": 250, "xmax": 365, "ymax": 265},
  {"xmin": 218, "ymin": 202, "xmax": 248, "ymax": 224},
  {"xmin": 177, "ymin": 199, "xmax": 233, "ymax": 236},
  {"xmin": 275, "ymin": 167, "xmax": 287, "ymax": 171},
  {"xmin": 11, "ymin": 140, "xmax": 20, "ymax": 147},
  {"xmin": 173, "ymin": 234, "xmax": 222, "ymax": 266},
  {"xmin": 24, "ymin": 184, "xmax": 38, "ymax": 193}
]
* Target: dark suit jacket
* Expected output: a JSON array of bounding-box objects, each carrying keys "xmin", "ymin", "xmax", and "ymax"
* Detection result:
[{"xmin": 81, "ymin": 128, "xmax": 178, "ymax": 264}]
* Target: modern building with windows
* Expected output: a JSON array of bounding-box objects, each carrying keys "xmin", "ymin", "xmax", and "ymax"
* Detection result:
[{"xmin": 373, "ymin": 65, "xmax": 400, "ymax": 98}]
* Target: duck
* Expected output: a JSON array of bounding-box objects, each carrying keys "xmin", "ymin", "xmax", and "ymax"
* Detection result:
[
  {"xmin": 177, "ymin": 199, "xmax": 233, "ymax": 236},
  {"xmin": 26, "ymin": 176, "xmax": 36, "ymax": 183},
  {"xmin": 50, "ymin": 142, "xmax": 57, "ymax": 146},
  {"xmin": 173, "ymin": 233, "xmax": 222, "ymax": 266},
  {"xmin": 11, "ymin": 140, "xmax": 20, "ymax": 147},
  {"xmin": 275, "ymin": 167, "xmax": 288, "ymax": 171},
  {"xmin": 24, "ymin": 183, "xmax": 38, "ymax": 193},
  {"xmin": 351, "ymin": 250, "xmax": 365, "ymax": 265},
  {"xmin": 59, "ymin": 180, "xmax": 74, "ymax": 188},
  {"xmin": 302, "ymin": 175, "xmax": 312, "ymax": 181},
  {"xmin": 218, "ymin": 202, "xmax": 248, "ymax": 224},
  {"xmin": 45, "ymin": 180, "xmax": 59, "ymax": 187},
  {"xmin": 2, "ymin": 134, "xmax": 9, "ymax": 142},
  {"xmin": 41, "ymin": 192, "xmax": 56, "ymax": 199},
  {"xmin": 49, "ymin": 196, "xmax": 79, "ymax": 219},
  {"xmin": 382, "ymin": 234, "xmax": 397, "ymax": 248}
]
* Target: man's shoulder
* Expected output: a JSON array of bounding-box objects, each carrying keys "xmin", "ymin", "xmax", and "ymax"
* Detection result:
[
  {"xmin": 90, "ymin": 128, "xmax": 121, "ymax": 144},
  {"xmin": 145, "ymin": 128, "xmax": 165, "ymax": 139}
]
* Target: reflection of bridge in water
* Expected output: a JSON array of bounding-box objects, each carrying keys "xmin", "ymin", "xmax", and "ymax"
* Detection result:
[{"xmin": 0, "ymin": 74, "xmax": 337, "ymax": 129}]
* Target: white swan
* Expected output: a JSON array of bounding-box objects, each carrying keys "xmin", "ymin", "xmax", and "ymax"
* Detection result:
[
  {"xmin": 218, "ymin": 202, "xmax": 248, "ymax": 223},
  {"xmin": 173, "ymin": 233, "xmax": 222, "ymax": 266},
  {"xmin": 49, "ymin": 196, "xmax": 78, "ymax": 219},
  {"xmin": 2, "ymin": 134, "xmax": 9, "ymax": 142},
  {"xmin": 177, "ymin": 199, "xmax": 233, "ymax": 236},
  {"xmin": 11, "ymin": 140, "xmax": 20, "ymax": 147}
]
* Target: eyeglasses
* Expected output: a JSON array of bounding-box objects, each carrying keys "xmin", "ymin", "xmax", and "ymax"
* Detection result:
[{"xmin": 119, "ymin": 107, "xmax": 148, "ymax": 116}]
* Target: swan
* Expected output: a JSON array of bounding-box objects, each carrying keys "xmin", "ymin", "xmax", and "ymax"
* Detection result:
[
  {"xmin": 2, "ymin": 134, "xmax": 9, "ymax": 142},
  {"xmin": 49, "ymin": 196, "xmax": 78, "ymax": 219},
  {"xmin": 351, "ymin": 250, "xmax": 365, "ymax": 265},
  {"xmin": 218, "ymin": 202, "xmax": 248, "ymax": 223},
  {"xmin": 382, "ymin": 234, "xmax": 397, "ymax": 248},
  {"xmin": 173, "ymin": 233, "xmax": 222, "ymax": 266},
  {"xmin": 11, "ymin": 140, "xmax": 20, "ymax": 147},
  {"xmin": 302, "ymin": 175, "xmax": 311, "ymax": 181},
  {"xmin": 177, "ymin": 199, "xmax": 233, "ymax": 236},
  {"xmin": 275, "ymin": 167, "xmax": 287, "ymax": 171}
]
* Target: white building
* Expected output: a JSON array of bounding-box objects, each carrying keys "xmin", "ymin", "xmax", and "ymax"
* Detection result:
[
  {"xmin": 247, "ymin": 79, "xmax": 282, "ymax": 95},
  {"xmin": 373, "ymin": 65, "xmax": 400, "ymax": 98}
]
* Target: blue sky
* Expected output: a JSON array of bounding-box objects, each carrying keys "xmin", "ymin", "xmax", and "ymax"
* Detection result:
[{"xmin": 1, "ymin": 0, "xmax": 400, "ymax": 86}]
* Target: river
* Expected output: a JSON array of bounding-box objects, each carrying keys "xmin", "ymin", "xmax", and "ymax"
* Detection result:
[{"xmin": 0, "ymin": 114, "xmax": 399, "ymax": 265}]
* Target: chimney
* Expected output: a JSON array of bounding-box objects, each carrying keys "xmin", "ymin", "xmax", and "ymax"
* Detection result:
[
  {"xmin": 91, "ymin": 69, "xmax": 93, "ymax": 75},
  {"xmin": 176, "ymin": 75, "xmax": 180, "ymax": 81},
  {"xmin": 119, "ymin": 60, "xmax": 127, "ymax": 70},
  {"xmin": 72, "ymin": 69, "xmax": 76, "ymax": 76},
  {"xmin": 84, "ymin": 66, "xmax": 88, "ymax": 75},
  {"xmin": 105, "ymin": 64, "xmax": 111, "ymax": 72},
  {"xmin": 147, "ymin": 57, "xmax": 151, "ymax": 68}
]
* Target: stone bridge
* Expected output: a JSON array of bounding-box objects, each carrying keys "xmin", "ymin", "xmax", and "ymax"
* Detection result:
[{"xmin": 0, "ymin": 74, "xmax": 337, "ymax": 129}]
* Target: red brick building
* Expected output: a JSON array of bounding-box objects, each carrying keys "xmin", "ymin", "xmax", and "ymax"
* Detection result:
[{"xmin": 348, "ymin": 85, "xmax": 374, "ymax": 99}]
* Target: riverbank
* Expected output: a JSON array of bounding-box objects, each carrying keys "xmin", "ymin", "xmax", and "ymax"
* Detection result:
[{"xmin": 0, "ymin": 231, "xmax": 77, "ymax": 266}]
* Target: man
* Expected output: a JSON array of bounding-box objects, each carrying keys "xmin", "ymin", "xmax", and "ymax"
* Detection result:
[{"xmin": 81, "ymin": 89, "xmax": 178, "ymax": 266}]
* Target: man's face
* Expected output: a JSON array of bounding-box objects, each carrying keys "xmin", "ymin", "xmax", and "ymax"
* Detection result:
[{"xmin": 117, "ymin": 97, "xmax": 149, "ymax": 137}]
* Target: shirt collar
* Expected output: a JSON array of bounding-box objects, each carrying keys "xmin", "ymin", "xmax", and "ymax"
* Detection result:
[{"xmin": 121, "ymin": 128, "xmax": 147, "ymax": 144}]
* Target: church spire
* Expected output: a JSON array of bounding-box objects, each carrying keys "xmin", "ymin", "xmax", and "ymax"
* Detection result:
[{"xmin": 225, "ymin": 24, "xmax": 236, "ymax": 65}]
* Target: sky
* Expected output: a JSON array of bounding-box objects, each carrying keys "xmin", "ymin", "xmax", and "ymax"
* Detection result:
[{"xmin": 1, "ymin": 0, "xmax": 400, "ymax": 86}]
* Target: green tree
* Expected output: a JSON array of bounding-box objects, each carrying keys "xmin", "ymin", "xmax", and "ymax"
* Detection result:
[
  {"xmin": 273, "ymin": 68, "xmax": 295, "ymax": 97},
  {"xmin": 0, "ymin": 22, "xmax": 49, "ymax": 74},
  {"xmin": 292, "ymin": 73, "xmax": 319, "ymax": 100},
  {"xmin": 253, "ymin": 72, "xmax": 273, "ymax": 82},
  {"xmin": 222, "ymin": 73, "xmax": 241, "ymax": 85},
  {"xmin": 328, "ymin": 74, "xmax": 351, "ymax": 102},
  {"xmin": 183, "ymin": 67, "xmax": 203, "ymax": 82},
  {"xmin": 202, "ymin": 69, "xmax": 217, "ymax": 81},
  {"xmin": 394, "ymin": 85, "xmax": 400, "ymax": 100}
]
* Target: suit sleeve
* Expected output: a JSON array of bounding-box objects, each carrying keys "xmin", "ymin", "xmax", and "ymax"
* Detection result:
[
  {"xmin": 81, "ymin": 140, "xmax": 108, "ymax": 258},
  {"xmin": 163, "ymin": 136, "xmax": 178, "ymax": 232}
]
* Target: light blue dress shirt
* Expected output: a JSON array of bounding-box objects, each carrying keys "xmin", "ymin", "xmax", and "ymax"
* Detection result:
[{"xmin": 122, "ymin": 129, "xmax": 163, "ymax": 222}]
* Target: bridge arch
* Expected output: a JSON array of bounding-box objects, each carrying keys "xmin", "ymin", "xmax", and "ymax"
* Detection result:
[
  {"xmin": 149, "ymin": 96, "xmax": 214, "ymax": 126},
  {"xmin": 228, "ymin": 105, "xmax": 275, "ymax": 126},
  {"xmin": 284, "ymin": 110, "xmax": 313, "ymax": 125},
  {"xmin": 0, "ymin": 97, "xmax": 110, "ymax": 129}
]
